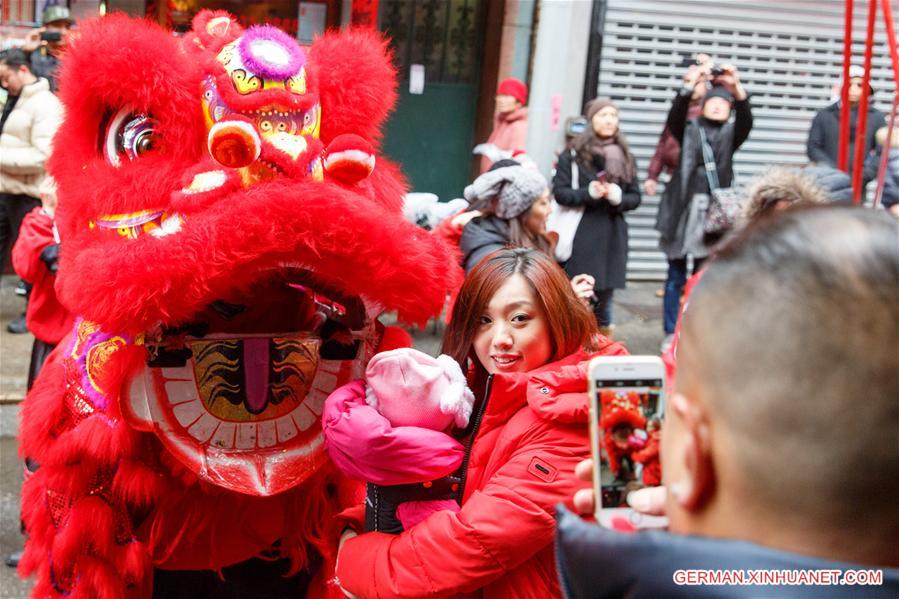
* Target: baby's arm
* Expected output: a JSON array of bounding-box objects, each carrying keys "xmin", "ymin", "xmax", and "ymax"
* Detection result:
[{"xmin": 322, "ymin": 381, "xmax": 465, "ymax": 486}]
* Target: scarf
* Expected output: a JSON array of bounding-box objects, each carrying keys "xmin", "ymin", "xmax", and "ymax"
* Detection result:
[{"xmin": 592, "ymin": 137, "xmax": 630, "ymax": 183}]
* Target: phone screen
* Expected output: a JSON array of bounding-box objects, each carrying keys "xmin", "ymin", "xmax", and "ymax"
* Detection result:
[{"xmin": 594, "ymin": 378, "xmax": 663, "ymax": 510}]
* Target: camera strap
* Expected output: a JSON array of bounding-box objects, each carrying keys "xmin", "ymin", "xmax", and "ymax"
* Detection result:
[{"xmin": 698, "ymin": 126, "xmax": 721, "ymax": 191}]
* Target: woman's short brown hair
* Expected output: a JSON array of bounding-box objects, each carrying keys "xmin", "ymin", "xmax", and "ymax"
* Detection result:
[{"xmin": 441, "ymin": 248, "xmax": 598, "ymax": 377}]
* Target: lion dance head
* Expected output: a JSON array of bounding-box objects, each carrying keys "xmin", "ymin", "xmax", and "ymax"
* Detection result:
[{"xmin": 18, "ymin": 11, "xmax": 458, "ymax": 597}]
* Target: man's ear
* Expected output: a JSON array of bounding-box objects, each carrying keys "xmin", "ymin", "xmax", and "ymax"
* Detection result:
[{"xmin": 669, "ymin": 392, "xmax": 715, "ymax": 512}]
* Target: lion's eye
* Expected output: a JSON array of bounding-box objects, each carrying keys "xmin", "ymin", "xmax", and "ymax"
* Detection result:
[{"xmin": 103, "ymin": 108, "xmax": 159, "ymax": 167}]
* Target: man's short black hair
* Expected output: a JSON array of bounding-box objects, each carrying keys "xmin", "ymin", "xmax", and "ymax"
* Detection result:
[
  {"xmin": 0, "ymin": 48, "xmax": 31, "ymax": 72},
  {"xmin": 679, "ymin": 205, "xmax": 899, "ymax": 537}
]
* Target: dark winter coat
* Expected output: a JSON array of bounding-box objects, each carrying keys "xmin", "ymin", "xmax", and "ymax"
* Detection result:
[
  {"xmin": 806, "ymin": 101, "xmax": 886, "ymax": 183},
  {"xmin": 803, "ymin": 164, "xmax": 853, "ymax": 204},
  {"xmin": 655, "ymin": 90, "xmax": 753, "ymax": 244},
  {"xmin": 459, "ymin": 215, "xmax": 512, "ymax": 273},
  {"xmin": 881, "ymin": 147, "xmax": 899, "ymax": 209},
  {"xmin": 646, "ymin": 103, "xmax": 703, "ymax": 181},
  {"xmin": 29, "ymin": 50, "xmax": 62, "ymax": 93},
  {"xmin": 555, "ymin": 506, "xmax": 899, "ymax": 598},
  {"xmin": 552, "ymin": 149, "xmax": 641, "ymax": 290}
]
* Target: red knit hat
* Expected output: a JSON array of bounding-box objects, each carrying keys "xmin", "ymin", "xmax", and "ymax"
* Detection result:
[{"xmin": 497, "ymin": 78, "xmax": 528, "ymax": 105}]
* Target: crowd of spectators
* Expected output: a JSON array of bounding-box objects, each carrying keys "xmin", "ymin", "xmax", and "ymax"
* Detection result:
[
  {"xmin": 1, "ymin": 11, "xmax": 898, "ymax": 597},
  {"xmin": 1, "ymin": 6, "xmax": 72, "ymax": 571}
]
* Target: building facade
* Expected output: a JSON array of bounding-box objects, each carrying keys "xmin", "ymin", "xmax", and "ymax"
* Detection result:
[
  {"xmin": 581, "ymin": 0, "xmax": 896, "ymax": 280},
  {"xmin": 4, "ymin": 0, "xmax": 895, "ymax": 283}
]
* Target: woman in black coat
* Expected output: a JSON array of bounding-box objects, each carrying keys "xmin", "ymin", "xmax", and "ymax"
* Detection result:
[{"xmin": 552, "ymin": 98, "xmax": 641, "ymax": 334}]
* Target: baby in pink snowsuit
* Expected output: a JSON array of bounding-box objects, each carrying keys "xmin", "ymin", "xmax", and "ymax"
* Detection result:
[{"xmin": 323, "ymin": 347, "xmax": 474, "ymax": 532}]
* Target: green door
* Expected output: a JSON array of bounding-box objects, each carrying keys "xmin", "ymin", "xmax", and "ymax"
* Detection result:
[{"xmin": 379, "ymin": 0, "xmax": 485, "ymax": 202}]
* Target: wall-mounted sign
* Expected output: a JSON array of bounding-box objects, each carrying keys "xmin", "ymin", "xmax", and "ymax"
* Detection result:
[
  {"xmin": 551, "ymin": 94, "xmax": 562, "ymax": 131},
  {"xmin": 409, "ymin": 64, "xmax": 425, "ymax": 95}
]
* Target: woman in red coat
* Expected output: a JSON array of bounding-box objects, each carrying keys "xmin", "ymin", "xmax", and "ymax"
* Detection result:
[
  {"xmin": 336, "ymin": 247, "xmax": 628, "ymax": 598},
  {"xmin": 11, "ymin": 183, "xmax": 73, "ymax": 388}
]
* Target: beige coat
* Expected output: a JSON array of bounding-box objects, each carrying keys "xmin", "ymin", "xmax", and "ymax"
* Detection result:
[{"xmin": 0, "ymin": 78, "xmax": 62, "ymax": 198}]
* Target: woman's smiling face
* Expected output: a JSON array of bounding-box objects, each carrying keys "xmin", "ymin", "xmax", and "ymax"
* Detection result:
[{"xmin": 473, "ymin": 274, "xmax": 552, "ymax": 374}]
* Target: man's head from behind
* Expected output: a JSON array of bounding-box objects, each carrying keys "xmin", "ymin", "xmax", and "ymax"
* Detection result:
[
  {"xmin": 0, "ymin": 49, "xmax": 37, "ymax": 95},
  {"xmin": 664, "ymin": 206, "xmax": 899, "ymax": 567}
]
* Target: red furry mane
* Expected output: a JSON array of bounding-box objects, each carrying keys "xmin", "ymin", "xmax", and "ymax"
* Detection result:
[{"xmin": 20, "ymin": 12, "xmax": 461, "ymax": 598}]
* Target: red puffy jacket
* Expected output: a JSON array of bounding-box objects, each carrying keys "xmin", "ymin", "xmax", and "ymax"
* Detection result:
[
  {"xmin": 337, "ymin": 338, "xmax": 628, "ymax": 598},
  {"xmin": 11, "ymin": 208, "xmax": 73, "ymax": 344}
]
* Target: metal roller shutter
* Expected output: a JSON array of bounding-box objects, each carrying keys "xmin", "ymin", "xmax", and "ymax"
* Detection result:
[{"xmin": 596, "ymin": 0, "xmax": 896, "ymax": 280}]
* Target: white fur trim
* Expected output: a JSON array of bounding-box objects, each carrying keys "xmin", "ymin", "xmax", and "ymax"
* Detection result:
[
  {"xmin": 364, "ymin": 383, "xmax": 379, "ymax": 411},
  {"xmin": 149, "ymin": 214, "xmax": 184, "ymax": 238},
  {"xmin": 436, "ymin": 354, "xmax": 475, "ymax": 428},
  {"xmin": 267, "ymin": 131, "xmax": 307, "ymax": 160},
  {"xmin": 606, "ymin": 183, "xmax": 623, "ymax": 206},
  {"xmin": 181, "ymin": 170, "xmax": 227, "ymax": 195},
  {"xmin": 324, "ymin": 148, "xmax": 376, "ymax": 172}
]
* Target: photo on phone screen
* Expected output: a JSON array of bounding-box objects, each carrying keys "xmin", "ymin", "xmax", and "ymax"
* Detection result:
[
  {"xmin": 595, "ymin": 380, "xmax": 662, "ymax": 507},
  {"xmin": 588, "ymin": 356, "xmax": 666, "ymax": 528}
]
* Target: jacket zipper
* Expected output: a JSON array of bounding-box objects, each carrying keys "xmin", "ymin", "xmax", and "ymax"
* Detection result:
[{"xmin": 457, "ymin": 374, "xmax": 493, "ymax": 502}]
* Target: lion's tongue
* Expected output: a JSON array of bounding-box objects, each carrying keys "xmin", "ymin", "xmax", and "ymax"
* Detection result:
[{"xmin": 243, "ymin": 338, "xmax": 270, "ymax": 414}]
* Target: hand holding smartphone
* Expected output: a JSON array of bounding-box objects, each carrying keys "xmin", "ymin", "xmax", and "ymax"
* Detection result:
[{"xmin": 587, "ymin": 356, "xmax": 669, "ymax": 530}]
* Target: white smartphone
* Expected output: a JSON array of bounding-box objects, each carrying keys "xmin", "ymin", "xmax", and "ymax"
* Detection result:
[{"xmin": 587, "ymin": 355, "xmax": 668, "ymax": 530}]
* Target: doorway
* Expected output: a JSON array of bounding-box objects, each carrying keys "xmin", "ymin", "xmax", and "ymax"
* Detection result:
[{"xmin": 378, "ymin": 0, "xmax": 488, "ymax": 202}]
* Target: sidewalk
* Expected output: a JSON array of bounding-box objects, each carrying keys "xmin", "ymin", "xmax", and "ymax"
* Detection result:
[
  {"xmin": 0, "ymin": 276, "xmax": 32, "ymax": 598},
  {"xmin": 0, "ymin": 276, "xmax": 31, "ymax": 447},
  {"xmin": 0, "ymin": 276, "xmax": 30, "ymax": 405}
]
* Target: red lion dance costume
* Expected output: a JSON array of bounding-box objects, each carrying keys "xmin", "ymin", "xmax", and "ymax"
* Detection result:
[{"xmin": 17, "ymin": 11, "xmax": 458, "ymax": 598}]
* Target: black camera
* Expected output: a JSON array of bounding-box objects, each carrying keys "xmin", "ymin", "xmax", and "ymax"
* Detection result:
[
  {"xmin": 40, "ymin": 31, "xmax": 62, "ymax": 43},
  {"xmin": 710, "ymin": 65, "xmax": 725, "ymax": 77}
]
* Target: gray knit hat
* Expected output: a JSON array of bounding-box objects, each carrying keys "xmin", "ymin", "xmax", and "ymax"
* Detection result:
[{"xmin": 463, "ymin": 165, "xmax": 548, "ymax": 219}]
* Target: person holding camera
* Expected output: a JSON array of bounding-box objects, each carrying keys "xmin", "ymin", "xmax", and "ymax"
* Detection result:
[
  {"xmin": 655, "ymin": 63, "xmax": 752, "ymax": 351},
  {"xmin": 552, "ymin": 98, "xmax": 642, "ymax": 337},
  {"xmin": 20, "ymin": 5, "xmax": 74, "ymax": 93},
  {"xmin": 644, "ymin": 54, "xmax": 713, "ymax": 198}
]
